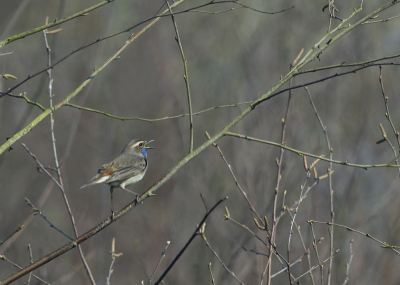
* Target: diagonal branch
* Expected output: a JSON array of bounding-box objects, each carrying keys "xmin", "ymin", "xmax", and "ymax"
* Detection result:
[
  {"xmin": 154, "ymin": 197, "xmax": 227, "ymax": 285},
  {"xmin": 0, "ymin": 0, "xmax": 116, "ymax": 49}
]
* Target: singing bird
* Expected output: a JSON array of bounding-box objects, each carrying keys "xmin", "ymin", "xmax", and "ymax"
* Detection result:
[{"xmin": 78, "ymin": 139, "xmax": 154, "ymax": 218}]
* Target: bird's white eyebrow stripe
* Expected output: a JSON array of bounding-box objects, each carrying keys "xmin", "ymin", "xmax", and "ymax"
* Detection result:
[{"xmin": 132, "ymin": 141, "xmax": 143, "ymax": 147}]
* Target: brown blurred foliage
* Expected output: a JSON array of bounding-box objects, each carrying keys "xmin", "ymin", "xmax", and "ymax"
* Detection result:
[{"xmin": 1, "ymin": 0, "xmax": 400, "ymax": 284}]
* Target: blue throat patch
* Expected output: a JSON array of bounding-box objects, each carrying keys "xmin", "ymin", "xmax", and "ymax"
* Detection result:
[{"xmin": 141, "ymin": 148, "xmax": 148, "ymax": 157}]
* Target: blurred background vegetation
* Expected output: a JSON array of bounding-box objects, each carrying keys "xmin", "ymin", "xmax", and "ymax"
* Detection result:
[{"xmin": 1, "ymin": 0, "xmax": 400, "ymax": 284}]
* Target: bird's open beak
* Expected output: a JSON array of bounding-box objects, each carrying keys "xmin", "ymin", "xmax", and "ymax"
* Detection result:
[{"xmin": 145, "ymin": 140, "xmax": 155, "ymax": 149}]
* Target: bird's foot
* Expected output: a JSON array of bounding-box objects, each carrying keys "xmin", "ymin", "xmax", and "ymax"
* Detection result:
[{"xmin": 111, "ymin": 211, "xmax": 115, "ymax": 222}]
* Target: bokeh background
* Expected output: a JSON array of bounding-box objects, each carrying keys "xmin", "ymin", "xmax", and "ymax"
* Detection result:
[{"xmin": 1, "ymin": 0, "xmax": 400, "ymax": 284}]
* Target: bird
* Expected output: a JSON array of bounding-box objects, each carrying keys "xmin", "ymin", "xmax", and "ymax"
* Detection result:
[{"xmin": 78, "ymin": 139, "xmax": 154, "ymax": 219}]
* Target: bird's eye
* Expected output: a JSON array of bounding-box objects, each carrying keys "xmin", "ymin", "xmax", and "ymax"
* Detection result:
[{"xmin": 139, "ymin": 143, "xmax": 143, "ymax": 147}]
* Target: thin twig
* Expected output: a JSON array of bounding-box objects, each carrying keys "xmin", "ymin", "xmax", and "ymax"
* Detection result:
[
  {"xmin": 147, "ymin": 241, "xmax": 170, "ymax": 285},
  {"xmin": 256, "ymin": 63, "xmax": 400, "ymax": 108},
  {"xmin": 25, "ymin": 198, "xmax": 73, "ymax": 240},
  {"xmin": 26, "ymin": 244, "xmax": 33, "ymax": 285},
  {"xmin": 242, "ymin": 247, "xmax": 269, "ymax": 257},
  {"xmin": 166, "ymin": 0, "xmax": 194, "ymax": 153},
  {"xmin": 208, "ymin": 263, "xmax": 216, "ymax": 285},
  {"xmin": 305, "ymin": 86, "xmax": 335, "ymax": 284},
  {"xmin": 287, "ymin": 171, "xmax": 310, "ymax": 285},
  {"xmin": 0, "ymin": 255, "xmax": 49, "ymax": 284},
  {"xmin": 200, "ymin": 193, "xmax": 209, "ymax": 212},
  {"xmin": 225, "ymin": 132, "xmax": 400, "ymax": 168},
  {"xmin": 276, "ymin": 180, "xmax": 320, "ymax": 223},
  {"xmin": 199, "ymin": 225, "xmax": 245, "ymax": 285},
  {"xmin": 342, "ymin": 239, "xmax": 354, "ymax": 285},
  {"xmin": 286, "ymin": 209, "xmax": 316, "ymax": 285},
  {"xmin": 5, "ymin": 93, "xmax": 46, "ymax": 111},
  {"xmin": 309, "ymin": 220, "xmax": 400, "ymax": 254},
  {"xmin": 378, "ymin": 66, "xmax": 400, "ymax": 175},
  {"xmin": 326, "ymin": 0, "xmax": 332, "ymax": 32},
  {"xmin": 271, "ymin": 236, "xmax": 325, "ymax": 280},
  {"xmin": 264, "ymin": 53, "xmax": 300, "ymax": 285},
  {"xmin": 225, "ymin": 214, "xmax": 289, "ymax": 270},
  {"xmin": 6, "ymin": 90, "xmax": 252, "ymax": 120},
  {"xmin": 363, "ymin": 14, "xmax": 400, "ymax": 24},
  {"xmin": 64, "ymin": 101, "xmax": 252, "ymax": 122},
  {"xmin": 21, "ymin": 143, "xmax": 62, "ymax": 188},
  {"xmin": 309, "ymin": 222, "xmax": 323, "ymax": 284},
  {"xmin": 205, "ymin": 132, "xmax": 263, "ymax": 224},
  {"xmin": 292, "ymin": 250, "xmax": 340, "ymax": 282},
  {"xmin": 299, "ymin": 54, "xmax": 400, "ymax": 74},
  {"xmin": 225, "ymin": 217, "xmax": 268, "ymax": 248},
  {"xmin": 43, "ymin": 26, "xmax": 96, "ymax": 284},
  {"xmin": 154, "ymin": 197, "xmax": 228, "ymax": 285},
  {"xmin": 106, "ymin": 238, "xmax": 123, "ymax": 285}
]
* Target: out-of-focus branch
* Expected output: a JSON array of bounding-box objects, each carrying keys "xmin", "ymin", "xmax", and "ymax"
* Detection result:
[{"xmin": 0, "ymin": 210, "xmax": 36, "ymax": 247}]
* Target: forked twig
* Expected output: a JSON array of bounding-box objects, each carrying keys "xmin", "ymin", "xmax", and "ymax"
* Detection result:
[{"xmin": 154, "ymin": 197, "xmax": 228, "ymax": 285}]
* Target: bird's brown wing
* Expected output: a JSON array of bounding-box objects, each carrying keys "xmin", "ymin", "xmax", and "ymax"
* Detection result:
[
  {"xmin": 99, "ymin": 154, "xmax": 147, "ymax": 183},
  {"xmin": 78, "ymin": 154, "xmax": 147, "ymax": 191}
]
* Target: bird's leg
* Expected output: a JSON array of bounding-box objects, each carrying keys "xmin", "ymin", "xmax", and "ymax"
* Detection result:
[
  {"xmin": 120, "ymin": 185, "xmax": 139, "ymax": 197},
  {"xmin": 110, "ymin": 186, "xmax": 115, "ymax": 221}
]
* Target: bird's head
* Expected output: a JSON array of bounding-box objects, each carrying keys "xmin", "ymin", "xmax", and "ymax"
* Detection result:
[{"xmin": 122, "ymin": 139, "xmax": 154, "ymax": 157}]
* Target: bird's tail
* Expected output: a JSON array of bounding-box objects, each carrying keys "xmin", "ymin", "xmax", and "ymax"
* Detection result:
[{"xmin": 78, "ymin": 176, "xmax": 100, "ymax": 191}]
